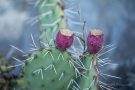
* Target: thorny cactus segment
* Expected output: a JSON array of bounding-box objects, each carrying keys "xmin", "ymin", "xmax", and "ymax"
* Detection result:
[
  {"xmin": 78, "ymin": 29, "xmax": 104, "ymax": 90},
  {"xmin": 55, "ymin": 29, "xmax": 74, "ymax": 50},
  {"xmin": 78, "ymin": 55, "xmax": 97, "ymax": 90},
  {"xmin": 39, "ymin": 0, "xmax": 66, "ymax": 46},
  {"xmin": 6, "ymin": 0, "xmax": 111, "ymax": 90},
  {"xmin": 87, "ymin": 29, "xmax": 104, "ymax": 54},
  {"xmin": 18, "ymin": 48, "xmax": 76, "ymax": 90}
]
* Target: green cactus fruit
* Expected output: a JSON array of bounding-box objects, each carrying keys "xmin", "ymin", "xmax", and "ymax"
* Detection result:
[{"xmin": 18, "ymin": 48, "xmax": 77, "ymax": 90}]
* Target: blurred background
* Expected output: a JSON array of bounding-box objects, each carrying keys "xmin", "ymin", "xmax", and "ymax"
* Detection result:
[{"xmin": 0, "ymin": 0, "xmax": 135, "ymax": 90}]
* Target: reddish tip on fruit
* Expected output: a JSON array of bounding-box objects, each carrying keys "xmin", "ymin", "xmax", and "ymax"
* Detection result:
[
  {"xmin": 55, "ymin": 29, "xmax": 74, "ymax": 51},
  {"xmin": 87, "ymin": 29, "xmax": 104, "ymax": 54}
]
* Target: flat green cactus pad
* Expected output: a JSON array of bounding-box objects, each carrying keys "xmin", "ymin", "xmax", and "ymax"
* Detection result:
[
  {"xmin": 19, "ymin": 48, "xmax": 76, "ymax": 90},
  {"xmin": 39, "ymin": 0, "xmax": 65, "ymax": 46},
  {"xmin": 79, "ymin": 55, "xmax": 97, "ymax": 90}
]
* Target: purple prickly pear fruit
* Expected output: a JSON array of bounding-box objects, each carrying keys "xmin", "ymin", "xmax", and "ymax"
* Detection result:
[
  {"xmin": 55, "ymin": 29, "xmax": 74, "ymax": 51},
  {"xmin": 87, "ymin": 29, "xmax": 104, "ymax": 54}
]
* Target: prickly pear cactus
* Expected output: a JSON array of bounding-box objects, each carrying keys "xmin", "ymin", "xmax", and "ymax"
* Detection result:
[
  {"xmin": 17, "ymin": 0, "xmax": 76, "ymax": 90},
  {"xmin": 15, "ymin": 0, "xmax": 106, "ymax": 90}
]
